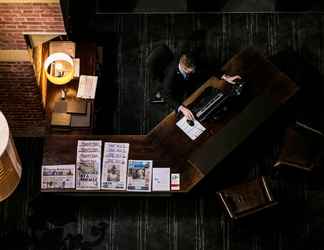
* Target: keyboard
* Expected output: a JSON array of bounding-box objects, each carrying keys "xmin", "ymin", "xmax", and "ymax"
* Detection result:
[
  {"xmin": 195, "ymin": 91, "xmax": 224, "ymax": 120},
  {"xmin": 191, "ymin": 82, "xmax": 245, "ymax": 122}
]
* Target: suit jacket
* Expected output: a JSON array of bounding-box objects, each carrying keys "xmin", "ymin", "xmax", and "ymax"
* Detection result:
[{"xmin": 163, "ymin": 57, "xmax": 213, "ymax": 111}]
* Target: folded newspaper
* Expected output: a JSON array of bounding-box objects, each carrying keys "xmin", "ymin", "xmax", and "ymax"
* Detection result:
[
  {"xmin": 127, "ymin": 160, "xmax": 153, "ymax": 192},
  {"xmin": 76, "ymin": 140, "xmax": 102, "ymax": 190},
  {"xmin": 41, "ymin": 164, "xmax": 75, "ymax": 189},
  {"xmin": 101, "ymin": 142, "xmax": 129, "ymax": 190}
]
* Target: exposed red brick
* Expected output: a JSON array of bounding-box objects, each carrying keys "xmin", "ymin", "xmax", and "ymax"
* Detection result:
[
  {"xmin": 0, "ymin": 62, "xmax": 46, "ymax": 136},
  {"xmin": 0, "ymin": 3, "xmax": 65, "ymax": 49},
  {"xmin": 0, "ymin": 3, "xmax": 65, "ymax": 135}
]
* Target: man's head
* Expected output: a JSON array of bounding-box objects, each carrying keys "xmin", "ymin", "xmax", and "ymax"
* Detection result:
[{"xmin": 179, "ymin": 53, "xmax": 197, "ymax": 75}]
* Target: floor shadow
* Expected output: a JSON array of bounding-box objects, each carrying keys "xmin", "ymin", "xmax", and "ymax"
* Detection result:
[
  {"xmin": 93, "ymin": 32, "xmax": 119, "ymax": 134},
  {"xmin": 268, "ymin": 48, "xmax": 324, "ymax": 132}
]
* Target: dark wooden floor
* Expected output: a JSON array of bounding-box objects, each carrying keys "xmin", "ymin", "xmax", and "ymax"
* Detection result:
[{"xmin": 1, "ymin": 13, "xmax": 324, "ymax": 250}]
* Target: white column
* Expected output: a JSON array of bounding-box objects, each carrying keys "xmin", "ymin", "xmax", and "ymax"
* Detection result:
[{"xmin": 0, "ymin": 111, "xmax": 22, "ymax": 202}]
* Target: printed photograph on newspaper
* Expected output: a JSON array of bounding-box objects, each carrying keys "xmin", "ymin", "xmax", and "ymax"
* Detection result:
[
  {"xmin": 76, "ymin": 140, "xmax": 102, "ymax": 190},
  {"xmin": 127, "ymin": 160, "xmax": 152, "ymax": 192},
  {"xmin": 101, "ymin": 142, "xmax": 129, "ymax": 190},
  {"xmin": 41, "ymin": 164, "xmax": 75, "ymax": 189}
]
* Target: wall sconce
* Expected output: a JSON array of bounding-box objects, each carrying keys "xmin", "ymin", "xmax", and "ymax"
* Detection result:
[
  {"xmin": 44, "ymin": 52, "xmax": 75, "ymax": 85},
  {"xmin": 0, "ymin": 111, "xmax": 22, "ymax": 202}
]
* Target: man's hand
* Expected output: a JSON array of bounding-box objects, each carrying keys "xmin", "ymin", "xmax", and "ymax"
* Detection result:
[
  {"xmin": 221, "ymin": 74, "xmax": 242, "ymax": 84},
  {"xmin": 178, "ymin": 105, "xmax": 195, "ymax": 120}
]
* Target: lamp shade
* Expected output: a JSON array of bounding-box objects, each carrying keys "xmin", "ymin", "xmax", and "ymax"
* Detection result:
[
  {"xmin": 44, "ymin": 52, "xmax": 75, "ymax": 85},
  {"xmin": 0, "ymin": 111, "xmax": 22, "ymax": 202}
]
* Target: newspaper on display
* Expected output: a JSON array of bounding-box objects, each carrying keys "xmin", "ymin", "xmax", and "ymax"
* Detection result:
[
  {"xmin": 41, "ymin": 164, "xmax": 75, "ymax": 189},
  {"xmin": 127, "ymin": 160, "xmax": 153, "ymax": 192},
  {"xmin": 101, "ymin": 142, "xmax": 129, "ymax": 190},
  {"xmin": 76, "ymin": 140, "xmax": 102, "ymax": 190}
]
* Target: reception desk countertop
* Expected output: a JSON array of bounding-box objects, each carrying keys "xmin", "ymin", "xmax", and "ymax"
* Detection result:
[{"xmin": 42, "ymin": 47, "xmax": 298, "ymax": 195}]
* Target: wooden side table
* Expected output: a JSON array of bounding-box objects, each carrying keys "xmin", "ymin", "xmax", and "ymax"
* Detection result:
[{"xmin": 45, "ymin": 42, "xmax": 96, "ymax": 133}]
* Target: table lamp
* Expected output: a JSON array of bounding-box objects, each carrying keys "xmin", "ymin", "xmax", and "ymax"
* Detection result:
[
  {"xmin": 44, "ymin": 52, "xmax": 75, "ymax": 85},
  {"xmin": 0, "ymin": 111, "xmax": 22, "ymax": 202}
]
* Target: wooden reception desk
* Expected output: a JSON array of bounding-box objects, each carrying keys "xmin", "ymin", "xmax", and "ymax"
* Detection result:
[{"xmin": 42, "ymin": 47, "xmax": 298, "ymax": 194}]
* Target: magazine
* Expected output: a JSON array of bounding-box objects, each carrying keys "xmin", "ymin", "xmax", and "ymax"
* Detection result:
[
  {"xmin": 101, "ymin": 142, "xmax": 129, "ymax": 190},
  {"xmin": 41, "ymin": 164, "xmax": 75, "ymax": 189},
  {"xmin": 127, "ymin": 160, "xmax": 153, "ymax": 192},
  {"xmin": 76, "ymin": 140, "xmax": 102, "ymax": 190}
]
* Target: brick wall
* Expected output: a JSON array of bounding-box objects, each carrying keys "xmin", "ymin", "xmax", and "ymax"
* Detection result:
[
  {"xmin": 0, "ymin": 61, "xmax": 47, "ymax": 135},
  {"xmin": 0, "ymin": 3, "xmax": 65, "ymax": 49},
  {"xmin": 0, "ymin": 1, "xmax": 65, "ymax": 136}
]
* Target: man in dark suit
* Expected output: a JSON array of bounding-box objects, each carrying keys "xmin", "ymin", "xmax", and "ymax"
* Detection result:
[{"xmin": 164, "ymin": 52, "xmax": 241, "ymax": 121}]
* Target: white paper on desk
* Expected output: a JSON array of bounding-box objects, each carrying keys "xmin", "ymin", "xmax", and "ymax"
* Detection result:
[
  {"xmin": 176, "ymin": 117, "xmax": 206, "ymax": 140},
  {"xmin": 152, "ymin": 168, "xmax": 170, "ymax": 191},
  {"xmin": 77, "ymin": 75, "xmax": 98, "ymax": 99}
]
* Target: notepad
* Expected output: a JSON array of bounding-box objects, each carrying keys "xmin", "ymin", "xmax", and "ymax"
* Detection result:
[{"xmin": 176, "ymin": 117, "xmax": 206, "ymax": 140}]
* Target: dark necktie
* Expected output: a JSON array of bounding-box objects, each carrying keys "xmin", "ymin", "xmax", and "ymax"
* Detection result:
[{"xmin": 177, "ymin": 69, "xmax": 189, "ymax": 80}]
